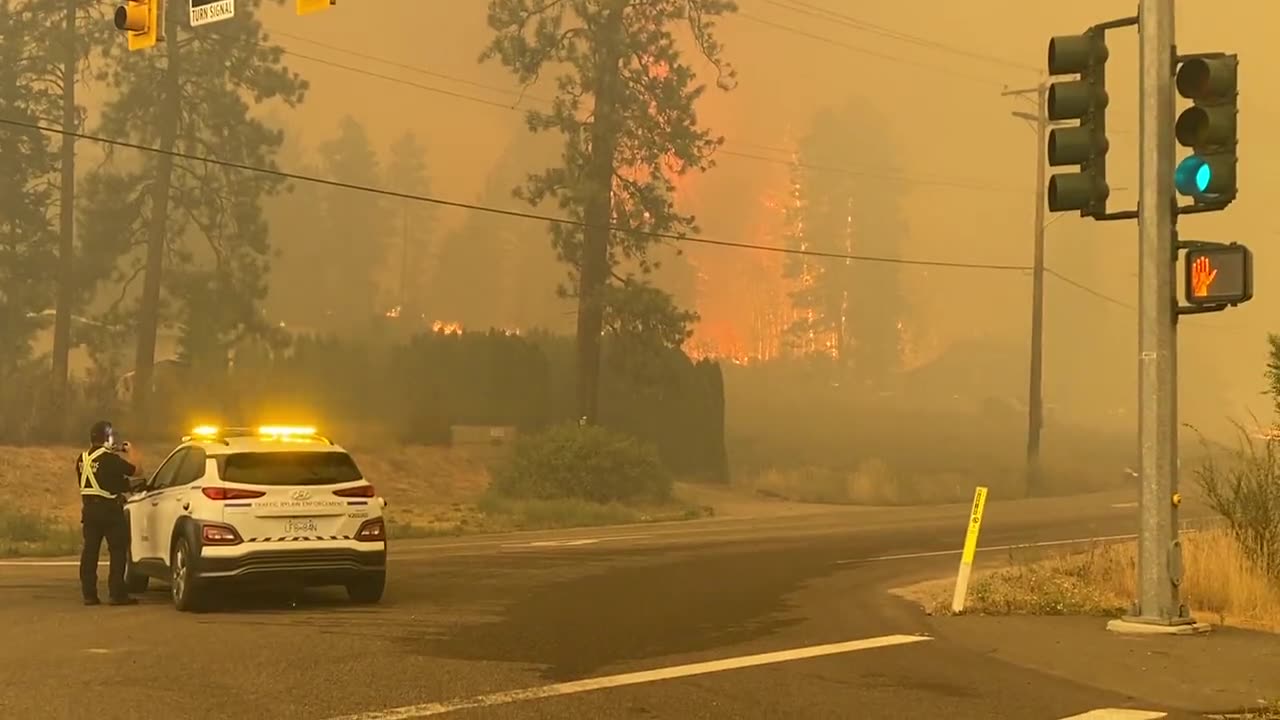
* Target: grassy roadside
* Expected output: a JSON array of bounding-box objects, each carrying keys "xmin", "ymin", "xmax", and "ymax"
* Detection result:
[
  {"xmin": 0, "ymin": 509, "xmax": 82, "ymax": 557},
  {"xmin": 387, "ymin": 494, "xmax": 712, "ymax": 539},
  {"xmin": 918, "ymin": 528, "xmax": 1280, "ymax": 633},
  {"xmin": 0, "ymin": 498, "xmax": 714, "ymax": 558}
]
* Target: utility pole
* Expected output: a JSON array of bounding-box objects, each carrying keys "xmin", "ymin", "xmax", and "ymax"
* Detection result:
[
  {"xmin": 1003, "ymin": 82, "xmax": 1051, "ymax": 496},
  {"xmin": 399, "ymin": 208, "xmax": 410, "ymax": 314}
]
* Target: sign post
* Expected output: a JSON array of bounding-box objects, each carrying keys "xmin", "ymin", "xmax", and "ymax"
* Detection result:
[
  {"xmin": 951, "ymin": 486, "xmax": 989, "ymax": 614},
  {"xmin": 189, "ymin": 0, "xmax": 233, "ymax": 27}
]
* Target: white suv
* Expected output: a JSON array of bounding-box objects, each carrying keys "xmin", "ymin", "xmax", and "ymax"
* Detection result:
[{"xmin": 123, "ymin": 426, "xmax": 387, "ymax": 611}]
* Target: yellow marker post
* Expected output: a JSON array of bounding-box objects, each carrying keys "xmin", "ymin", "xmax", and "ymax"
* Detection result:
[{"xmin": 951, "ymin": 486, "xmax": 989, "ymax": 614}]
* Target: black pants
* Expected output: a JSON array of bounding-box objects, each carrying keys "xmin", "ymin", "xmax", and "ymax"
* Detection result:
[{"xmin": 80, "ymin": 502, "xmax": 128, "ymax": 601}]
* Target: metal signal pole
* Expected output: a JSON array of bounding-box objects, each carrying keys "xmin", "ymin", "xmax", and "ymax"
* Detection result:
[{"xmin": 1108, "ymin": 0, "xmax": 1202, "ymax": 633}]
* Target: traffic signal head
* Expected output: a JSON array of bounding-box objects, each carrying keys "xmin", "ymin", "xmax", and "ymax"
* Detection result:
[
  {"xmin": 1184, "ymin": 243, "xmax": 1252, "ymax": 306},
  {"xmin": 114, "ymin": 0, "xmax": 159, "ymax": 51},
  {"xmin": 1174, "ymin": 55, "xmax": 1238, "ymax": 204},
  {"xmin": 1046, "ymin": 30, "xmax": 1110, "ymax": 217},
  {"xmin": 297, "ymin": 0, "xmax": 335, "ymax": 14}
]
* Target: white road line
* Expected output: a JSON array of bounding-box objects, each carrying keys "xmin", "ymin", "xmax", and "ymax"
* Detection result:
[
  {"xmin": 1057, "ymin": 709, "xmax": 1167, "ymax": 719},
  {"xmin": 0, "ymin": 560, "xmax": 95, "ymax": 567},
  {"xmin": 1111, "ymin": 502, "xmax": 1139, "ymax": 508},
  {"xmin": 503, "ymin": 534, "xmax": 652, "ymax": 548},
  {"xmin": 323, "ymin": 634, "xmax": 932, "ymax": 720},
  {"xmin": 835, "ymin": 533, "xmax": 1141, "ymax": 564}
]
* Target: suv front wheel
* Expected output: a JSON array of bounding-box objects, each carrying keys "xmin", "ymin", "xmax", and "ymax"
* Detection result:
[
  {"xmin": 170, "ymin": 537, "xmax": 206, "ymax": 612},
  {"xmin": 123, "ymin": 546, "xmax": 149, "ymax": 594}
]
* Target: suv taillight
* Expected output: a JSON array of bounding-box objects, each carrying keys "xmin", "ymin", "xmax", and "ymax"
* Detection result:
[
  {"xmin": 334, "ymin": 484, "xmax": 375, "ymax": 498},
  {"xmin": 355, "ymin": 518, "xmax": 385, "ymax": 542},
  {"xmin": 202, "ymin": 524, "xmax": 241, "ymax": 545},
  {"xmin": 202, "ymin": 487, "xmax": 266, "ymax": 501}
]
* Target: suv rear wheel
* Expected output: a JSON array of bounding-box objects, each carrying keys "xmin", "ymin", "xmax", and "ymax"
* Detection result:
[
  {"xmin": 170, "ymin": 537, "xmax": 206, "ymax": 612},
  {"xmin": 346, "ymin": 572, "xmax": 385, "ymax": 604}
]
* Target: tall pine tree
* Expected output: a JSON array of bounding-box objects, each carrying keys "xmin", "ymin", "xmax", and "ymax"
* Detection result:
[
  {"xmin": 82, "ymin": 0, "xmax": 307, "ymax": 428},
  {"xmin": 482, "ymin": 0, "xmax": 737, "ymax": 422},
  {"xmin": 312, "ymin": 116, "xmax": 392, "ymax": 332},
  {"xmin": 0, "ymin": 0, "xmax": 58, "ymax": 374},
  {"xmin": 783, "ymin": 98, "xmax": 909, "ymax": 388},
  {"xmin": 384, "ymin": 132, "xmax": 435, "ymax": 320}
]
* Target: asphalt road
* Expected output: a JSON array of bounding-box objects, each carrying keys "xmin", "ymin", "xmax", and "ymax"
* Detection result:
[{"xmin": 0, "ymin": 490, "xmax": 1213, "ymax": 720}]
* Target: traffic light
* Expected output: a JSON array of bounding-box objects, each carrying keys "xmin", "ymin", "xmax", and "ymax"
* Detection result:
[
  {"xmin": 1184, "ymin": 243, "xmax": 1252, "ymax": 307},
  {"xmin": 1174, "ymin": 55, "xmax": 1239, "ymax": 206},
  {"xmin": 297, "ymin": 0, "xmax": 335, "ymax": 14},
  {"xmin": 1046, "ymin": 29, "xmax": 1110, "ymax": 217},
  {"xmin": 114, "ymin": 0, "xmax": 159, "ymax": 51}
]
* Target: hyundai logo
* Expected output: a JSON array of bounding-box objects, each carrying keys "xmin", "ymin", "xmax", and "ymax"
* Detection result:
[{"xmin": 290, "ymin": 489, "xmax": 312, "ymax": 501}]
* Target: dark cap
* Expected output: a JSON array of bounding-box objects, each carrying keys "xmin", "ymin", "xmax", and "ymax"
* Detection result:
[{"xmin": 90, "ymin": 420, "xmax": 114, "ymax": 445}]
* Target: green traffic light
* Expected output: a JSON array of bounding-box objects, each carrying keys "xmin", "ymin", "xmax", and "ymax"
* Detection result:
[{"xmin": 1175, "ymin": 155, "xmax": 1212, "ymax": 196}]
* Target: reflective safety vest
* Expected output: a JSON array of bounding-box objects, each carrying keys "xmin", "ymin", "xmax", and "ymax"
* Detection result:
[{"xmin": 79, "ymin": 447, "xmax": 116, "ymax": 499}]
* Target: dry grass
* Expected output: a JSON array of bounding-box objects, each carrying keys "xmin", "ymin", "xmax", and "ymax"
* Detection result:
[
  {"xmin": 735, "ymin": 458, "xmax": 1131, "ymax": 507},
  {"xmin": 937, "ymin": 528, "xmax": 1280, "ymax": 632}
]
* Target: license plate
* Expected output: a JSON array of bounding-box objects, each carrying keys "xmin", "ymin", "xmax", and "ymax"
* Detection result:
[{"xmin": 285, "ymin": 519, "xmax": 318, "ymax": 535}]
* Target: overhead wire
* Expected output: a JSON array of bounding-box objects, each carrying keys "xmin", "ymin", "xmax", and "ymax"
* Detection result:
[
  {"xmin": 1044, "ymin": 267, "xmax": 1133, "ymax": 309},
  {"xmin": 271, "ymin": 30, "xmax": 554, "ymax": 105},
  {"xmin": 0, "ymin": 116, "xmax": 1034, "ymax": 272},
  {"xmin": 732, "ymin": 12, "xmax": 1009, "ymax": 88},
  {"xmin": 271, "ymin": 38, "xmax": 1030, "ymax": 195},
  {"xmin": 763, "ymin": 0, "xmax": 1039, "ymax": 74}
]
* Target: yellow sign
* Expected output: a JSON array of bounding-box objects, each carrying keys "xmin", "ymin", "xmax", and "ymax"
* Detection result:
[{"xmin": 960, "ymin": 486, "xmax": 989, "ymax": 566}]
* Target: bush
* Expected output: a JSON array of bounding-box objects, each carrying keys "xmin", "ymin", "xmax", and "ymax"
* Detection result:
[
  {"xmin": 489, "ymin": 423, "xmax": 673, "ymax": 504},
  {"xmin": 1194, "ymin": 421, "xmax": 1280, "ymax": 580}
]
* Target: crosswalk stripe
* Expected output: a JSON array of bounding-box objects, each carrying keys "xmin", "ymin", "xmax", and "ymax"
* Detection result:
[{"xmin": 1058, "ymin": 710, "xmax": 1167, "ymax": 720}]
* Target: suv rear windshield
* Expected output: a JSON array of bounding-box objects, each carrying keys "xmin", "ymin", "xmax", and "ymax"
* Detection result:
[{"xmin": 217, "ymin": 451, "xmax": 363, "ymax": 487}]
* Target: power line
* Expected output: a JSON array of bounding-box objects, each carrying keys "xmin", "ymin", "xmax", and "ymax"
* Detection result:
[
  {"xmin": 719, "ymin": 148, "xmax": 1027, "ymax": 193},
  {"xmin": 273, "ymin": 31, "xmax": 553, "ymax": 106},
  {"xmin": 282, "ymin": 50, "xmax": 524, "ymax": 111},
  {"xmin": 734, "ymin": 11, "xmax": 1008, "ymax": 88},
  {"xmin": 1044, "ymin": 267, "xmax": 1133, "ymax": 309},
  {"xmin": 0, "ymin": 117, "xmax": 1033, "ymax": 272},
  {"xmin": 274, "ymin": 38, "xmax": 1026, "ymax": 195},
  {"xmin": 765, "ymin": 0, "xmax": 1039, "ymax": 74}
]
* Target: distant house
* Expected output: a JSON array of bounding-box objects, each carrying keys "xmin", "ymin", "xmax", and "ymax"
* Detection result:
[
  {"xmin": 898, "ymin": 337, "xmax": 1030, "ymax": 417},
  {"xmin": 115, "ymin": 357, "xmax": 187, "ymax": 404}
]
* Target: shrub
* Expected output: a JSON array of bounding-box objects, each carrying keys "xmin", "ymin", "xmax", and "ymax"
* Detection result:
[
  {"xmin": 1194, "ymin": 421, "xmax": 1280, "ymax": 580},
  {"xmin": 489, "ymin": 423, "xmax": 673, "ymax": 504}
]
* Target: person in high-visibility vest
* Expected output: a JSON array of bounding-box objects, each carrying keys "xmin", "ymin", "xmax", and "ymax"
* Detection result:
[{"xmin": 77, "ymin": 420, "xmax": 143, "ymax": 606}]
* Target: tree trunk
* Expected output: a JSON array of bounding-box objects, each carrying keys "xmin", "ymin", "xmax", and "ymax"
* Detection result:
[
  {"xmin": 132, "ymin": 6, "xmax": 181, "ymax": 432},
  {"xmin": 575, "ymin": 3, "xmax": 625, "ymax": 426},
  {"xmin": 50, "ymin": 0, "xmax": 77, "ymax": 413}
]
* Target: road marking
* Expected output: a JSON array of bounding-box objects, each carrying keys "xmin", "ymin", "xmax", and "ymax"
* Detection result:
[
  {"xmin": 322, "ymin": 634, "xmax": 932, "ymax": 720},
  {"xmin": 503, "ymin": 534, "xmax": 651, "ymax": 548},
  {"xmin": 1057, "ymin": 710, "xmax": 1166, "ymax": 719},
  {"xmin": 1111, "ymin": 502, "xmax": 1138, "ymax": 508},
  {"xmin": 0, "ymin": 560, "xmax": 96, "ymax": 567},
  {"xmin": 836, "ymin": 533, "xmax": 1141, "ymax": 564}
]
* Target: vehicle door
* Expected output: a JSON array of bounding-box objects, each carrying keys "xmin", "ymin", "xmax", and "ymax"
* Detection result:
[
  {"xmin": 149, "ymin": 447, "xmax": 208, "ymax": 564},
  {"xmin": 138, "ymin": 448, "xmax": 189, "ymax": 562}
]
